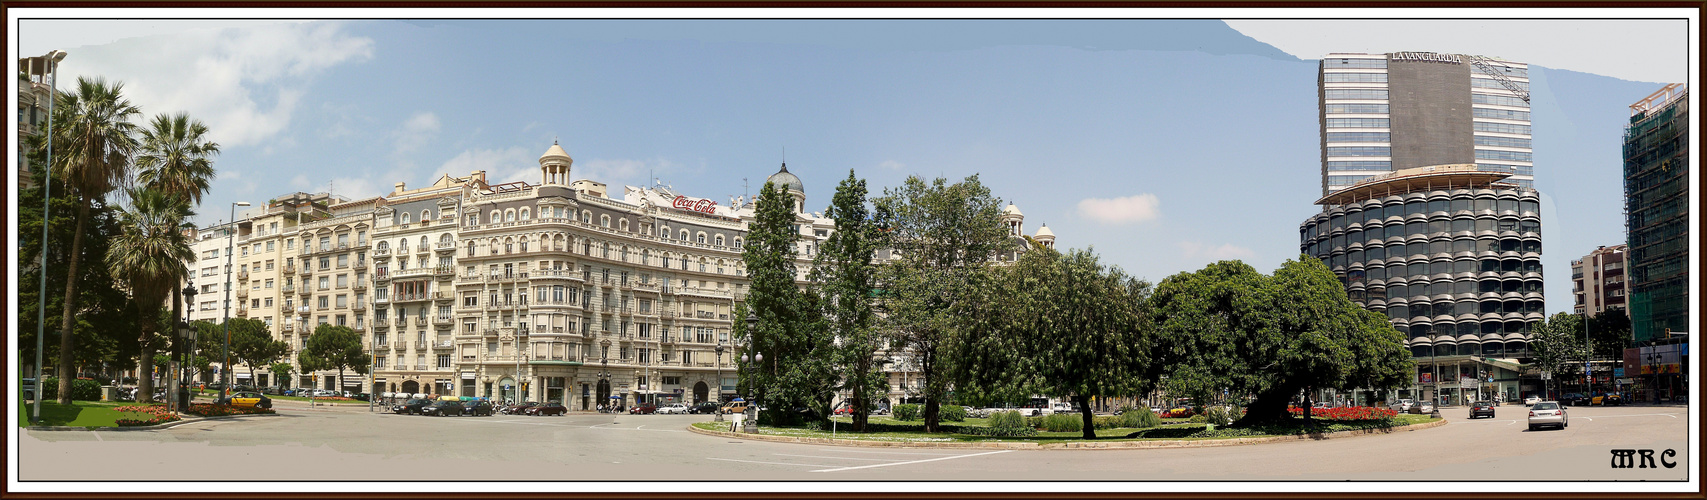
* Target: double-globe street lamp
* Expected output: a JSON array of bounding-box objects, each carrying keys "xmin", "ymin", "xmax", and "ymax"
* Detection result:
[
  {"xmin": 25, "ymin": 49, "xmax": 67, "ymax": 424},
  {"xmin": 176, "ymin": 281, "xmax": 199, "ymax": 412},
  {"xmin": 741, "ymin": 311, "xmax": 763, "ymax": 433},
  {"xmin": 713, "ymin": 343, "xmax": 725, "ymax": 422}
]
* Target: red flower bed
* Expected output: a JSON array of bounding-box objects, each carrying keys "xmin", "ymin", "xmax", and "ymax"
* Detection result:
[
  {"xmin": 113, "ymin": 405, "xmax": 182, "ymax": 426},
  {"xmin": 1287, "ymin": 406, "xmax": 1398, "ymax": 421},
  {"xmin": 184, "ymin": 403, "xmax": 277, "ymax": 417}
]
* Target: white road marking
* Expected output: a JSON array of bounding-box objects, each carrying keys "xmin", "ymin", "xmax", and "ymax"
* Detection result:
[
  {"xmin": 1507, "ymin": 420, "xmax": 1516, "ymax": 425},
  {"xmin": 1584, "ymin": 413, "xmax": 1679, "ymax": 419},
  {"xmin": 92, "ymin": 432, "xmax": 103, "ymax": 441},
  {"xmin": 812, "ymin": 450, "xmax": 1014, "ymax": 473},
  {"xmin": 773, "ymin": 453, "xmax": 897, "ymax": 462},
  {"xmin": 1581, "ymin": 417, "xmax": 1593, "ymax": 421},
  {"xmin": 708, "ymin": 457, "xmax": 836, "ymax": 467},
  {"xmin": 803, "ymin": 448, "xmax": 965, "ymax": 456}
]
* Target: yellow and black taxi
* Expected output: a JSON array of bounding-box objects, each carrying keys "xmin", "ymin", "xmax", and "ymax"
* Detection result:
[{"xmin": 217, "ymin": 391, "xmax": 272, "ymax": 409}]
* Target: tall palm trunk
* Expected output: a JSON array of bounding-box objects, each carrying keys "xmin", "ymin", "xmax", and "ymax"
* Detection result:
[
  {"xmin": 138, "ymin": 316, "xmax": 156, "ymax": 404},
  {"xmin": 56, "ymin": 196, "xmax": 91, "ymax": 404}
]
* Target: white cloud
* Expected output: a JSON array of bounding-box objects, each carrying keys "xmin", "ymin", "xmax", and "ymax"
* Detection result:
[
  {"xmin": 290, "ymin": 175, "xmax": 311, "ymax": 189},
  {"xmin": 1178, "ymin": 241, "xmax": 1256, "ymax": 261},
  {"xmin": 328, "ymin": 176, "xmax": 382, "ymax": 201},
  {"xmin": 1076, "ymin": 194, "xmax": 1161, "ymax": 224},
  {"xmin": 879, "ymin": 160, "xmax": 905, "ymax": 170},
  {"xmin": 1224, "ymin": 19, "xmax": 1686, "ymax": 83},
  {"xmin": 392, "ymin": 111, "xmax": 442, "ymax": 155},
  {"xmin": 42, "ymin": 21, "xmax": 374, "ymax": 148}
]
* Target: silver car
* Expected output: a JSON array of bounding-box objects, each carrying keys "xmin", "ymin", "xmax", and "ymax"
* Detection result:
[
  {"xmin": 1388, "ymin": 399, "xmax": 1416, "ymax": 412},
  {"xmin": 1527, "ymin": 401, "xmax": 1568, "ymax": 430}
]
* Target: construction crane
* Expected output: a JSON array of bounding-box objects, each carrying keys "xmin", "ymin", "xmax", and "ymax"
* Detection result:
[{"xmin": 1464, "ymin": 55, "xmax": 1530, "ymax": 103}]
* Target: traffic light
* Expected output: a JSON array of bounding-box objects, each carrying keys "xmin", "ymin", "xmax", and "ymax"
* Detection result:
[{"xmin": 521, "ymin": 382, "xmax": 528, "ymax": 391}]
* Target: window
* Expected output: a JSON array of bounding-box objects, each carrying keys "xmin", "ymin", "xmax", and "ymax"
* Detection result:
[
  {"xmin": 318, "ymin": 296, "xmax": 329, "ymax": 309},
  {"xmin": 600, "ymin": 215, "xmax": 610, "ymax": 227},
  {"xmin": 437, "ymin": 354, "xmax": 452, "ymax": 368},
  {"xmin": 421, "ymin": 210, "xmax": 431, "ymax": 222},
  {"xmin": 266, "ymin": 241, "xmax": 275, "ymax": 252},
  {"xmin": 1323, "ymin": 103, "xmax": 1390, "ymax": 114},
  {"xmin": 1322, "ymin": 72, "xmax": 1387, "ymax": 83},
  {"xmin": 1323, "ymin": 89, "xmax": 1389, "ymax": 100},
  {"xmin": 1326, "ymin": 146, "xmax": 1391, "ymax": 157},
  {"xmin": 336, "ymin": 295, "xmax": 348, "ymax": 308},
  {"xmin": 318, "ymin": 276, "xmax": 329, "ymax": 290},
  {"xmin": 1473, "ymin": 122, "xmax": 1531, "ymax": 135},
  {"xmin": 265, "ymin": 279, "xmax": 274, "ymax": 289}
]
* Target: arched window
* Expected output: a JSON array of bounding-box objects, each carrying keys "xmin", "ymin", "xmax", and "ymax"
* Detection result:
[
  {"xmin": 733, "ymin": 238, "xmax": 743, "ymax": 249},
  {"xmin": 714, "ymin": 235, "xmax": 725, "ymax": 247},
  {"xmin": 716, "ymin": 259, "xmax": 725, "ymax": 274},
  {"xmin": 680, "ymin": 230, "xmax": 689, "ymax": 241},
  {"xmin": 505, "ymin": 238, "xmax": 515, "ymax": 254},
  {"xmin": 420, "ymin": 210, "xmax": 431, "ymax": 222},
  {"xmin": 620, "ymin": 219, "xmax": 629, "ymax": 231},
  {"xmin": 520, "ymin": 208, "xmax": 530, "ymax": 220},
  {"xmin": 582, "ymin": 211, "xmax": 592, "ymax": 224},
  {"xmin": 377, "ymin": 241, "xmax": 390, "ymax": 251},
  {"xmin": 491, "ymin": 239, "xmax": 501, "ymax": 256},
  {"xmin": 440, "ymin": 234, "xmax": 452, "ymax": 244},
  {"xmin": 490, "ymin": 211, "xmax": 500, "ymax": 224},
  {"xmin": 620, "ymin": 246, "xmax": 629, "ymax": 262},
  {"xmin": 680, "ymin": 256, "xmax": 689, "ymax": 270},
  {"xmin": 661, "ymin": 226, "xmax": 671, "ymax": 239},
  {"xmin": 600, "ymin": 215, "xmax": 610, "ymax": 228},
  {"xmin": 465, "ymin": 241, "xmax": 475, "ymax": 257},
  {"xmin": 581, "ymin": 240, "xmax": 591, "ymax": 255},
  {"xmin": 698, "ymin": 258, "xmax": 707, "ymax": 273},
  {"xmin": 696, "ymin": 232, "xmax": 707, "ymax": 245},
  {"xmin": 418, "ymin": 236, "xmax": 428, "ymax": 250},
  {"xmin": 505, "ymin": 209, "xmax": 516, "ymax": 222},
  {"xmin": 601, "ymin": 243, "xmax": 610, "ymax": 259},
  {"xmin": 401, "ymin": 213, "xmax": 411, "ymax": 224},
  {"xmin": 642, "ymin": 250, "xmax": 650, "ymax": 266}
]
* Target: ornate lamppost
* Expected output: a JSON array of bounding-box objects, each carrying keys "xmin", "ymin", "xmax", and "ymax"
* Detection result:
[
  {"xmin": 713, "ymin": 343, "xmax": 725, "ymax": 422},
  {"xmin": 741, "ymin": 311, "xmax": 762, "ymax": 433}
]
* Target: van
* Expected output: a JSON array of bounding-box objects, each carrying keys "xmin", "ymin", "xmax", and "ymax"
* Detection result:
[{"xmin": 720, "ymin": 399, "xmax": 749, "ymax": 415}]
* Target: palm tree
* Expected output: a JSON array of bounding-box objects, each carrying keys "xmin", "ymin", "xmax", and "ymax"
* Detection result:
[
  {"xmin": 107, "ymin": 189, "xmax": 195, "ymax": 404},
  {"xmin": 136, "ymin": 111, "xmax": 220, "ymax": 381},
  {"xmin": 49, "ymin": 77, "xmax": 140, "ymax": 404}
]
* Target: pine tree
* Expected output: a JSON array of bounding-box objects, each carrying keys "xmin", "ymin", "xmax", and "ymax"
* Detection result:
[{"xmin": 809, "ymin": 170, "xmax": 883, "ymax": 431}]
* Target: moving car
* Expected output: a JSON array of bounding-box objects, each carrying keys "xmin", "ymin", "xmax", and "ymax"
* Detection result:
[
  {"xmin": 1527, "ymin": 401, "xmax": 1567, "ymax": 431},
  {"xmin": 657, "ymin": 403, "xmax": 690, "ymax": 415},
  {"xmin": 1408, "ymin": 400, "xmax": 1436, "ymax": 414},
  {"xmin": 1524, "ymin": 395, "xmax": 1541, "ymax": 406},
  {"xmin": 462, "ymin": 400, "xmax": 495, "ymax": 416},
  {"xmin": 392, "ymin": 399, "xmax": 434, "ymax": 415},
  {"xmin": 527, "ymin": 402, "xmax": 568, "ymax": 416},
  {"xmin": 420, "ymin": 400, "xmax": 464, "ymax": 417},
  {"xmin": 628, "ymin": 403, "xmax": 658, "ymax": 415},
  {"xmin": 217, "ymin": 391, "xmax": 273, "ymax": 409},
  {"xmin": 719, "ymin": 399, "xmax": 749, "ymax": 415},
  {"xmin": 500, "ymin": 402, "xmax": 538, "ymax": 415},
  {"xmin": 1468, "ymin": 401, "xmax": 1496, "ymax": 419},
  {"xmin": 689, "ymin": 402, "xmax": 721, "ymax": 415},
  {"xmin": 1591, "ymin": 393, "xmax": 1623, "ymax": 406}
]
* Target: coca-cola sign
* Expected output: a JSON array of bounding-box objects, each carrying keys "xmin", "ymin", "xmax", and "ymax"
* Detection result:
[{"xmin": 671, "ymin": 195, "xmax": 718, "ymax": 214}]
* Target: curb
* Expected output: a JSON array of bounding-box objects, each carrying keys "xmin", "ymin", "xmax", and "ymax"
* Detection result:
[
  {"xmin": 24, "ymin": 412, "xmax": 284, "ymax": 432},
  {"xmin": 687, "ymin": 418, "xmax": 1449, "ymax": 450}
]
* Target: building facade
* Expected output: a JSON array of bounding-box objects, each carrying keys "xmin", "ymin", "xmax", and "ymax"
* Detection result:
[
  {"xmin": 1622, "ymin": 83, "xmax": 1689, "ymax": 343},
  {"xmin": 291, "ymin": 196, "xmax": 381, "ymax": 390},
  {"xmin": 368, "ymin": 173, "xmax": 484, "ymax": 398},
  {"xmin": 17, "ymin": 70, "xmax": 53, "ymax": 189},
  {"xmin": 1319, "ymin": 52, "xmax": 1532, "ymax": 195},
  {"xmin": 1571, "ymin": 245, "xmax": 1628, "ymax": 317},
  {"xmin": 1300, "ymin": 164, "xmax": 1544, "ymax": 405}
]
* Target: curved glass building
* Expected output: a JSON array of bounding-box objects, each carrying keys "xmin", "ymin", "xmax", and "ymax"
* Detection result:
[{"xmin": 1301, "ymin": 164, "xmax": 1544, "ymax": 404}]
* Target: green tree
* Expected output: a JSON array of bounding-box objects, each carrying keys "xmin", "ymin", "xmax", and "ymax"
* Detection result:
[
  {"xmin": 297, "ymin": 324, "xmax": 369, "ymax": 394},
  {"xmin": 107, "ymin": 188, "xmax": 195, "ymax": 403},
  {"xmin": 1151, "ymin": 257, "xmax": 1412, "ymax": 425},
  {"xmin": 1528, "ymin": 312, "xmax": 1585, "ymax": 397},
  {"xmin": 136, "ymin": 111, "xmax": 220, "ymax": 376},
  {"xmin": 808, "ymin": 170, "xmax": 885, "ymax": 430},
  {"xmin": 270, "ymin": 363, "xmax": 296, "ymax": 390},
  {"xmin": 739, "ymin": 181, "xmax": 829, "ymax": 426},
  {"xmin": 958, "ymin": 245, "xmax": 1155, "ymax": 438},
  {"xmin": 225, "ymin": 318, "xmax": 287, "ymax": 387},
  {"xmin": 1587, "ymin": 310, "xmax": 1632, "ymax": 360},
  {"xmin": 873, "ymin": 174, "xmax": 1013, "ymax": 432},
  {"xmin": 48, "ymin": 77, "xmax": 142, "ymax": 404},
  {"xmin": 18, "ymin": 164, "xmax": 138, "ymax": 384}
]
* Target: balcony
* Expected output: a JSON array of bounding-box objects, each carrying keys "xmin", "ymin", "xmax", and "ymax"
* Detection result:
[
  {"xmin": 352, "ymin": 302, "xmax": 366, "ymax": 311},
  {"xmin": 282, "ymin": 284, "xmax": 295, "ymax": 294},
  {"xmin": 416, "ymin": 244, "xmax": 430, "ymax": 255},
  {"xmin": 434, "ymin": 291, "xmax": 453, "ymax": 303},
  {"xmin": 435, "ymin": 266, "xmax": 455, "ymax": 279},
  {"xmin": 284, "ymin": 264, "xmax": 297, "ymax": 275},
  {"xmin": 281, "ymin": 323, "xmax": 294, "ymax": 333},
  {"xmin": 319, "ymin": 243, "xmax": 332, "ymax": 253},
  {"xmin": 236, "ymin": 305, "xmax": 248, "ymax": 317},
  {"xmin": 237, "ymin": 270, "xmax": 249, "ymax": 282},
  {"xmin": 696, "ymin": 311, "xmax": 715, "ymax": 319},
  {"xmin": 353, "ymin": 281, "xmax": 367, "ymax": 291},
  {"xmin": 414, "ymin": 364, "xmax": 429, "ymax": 371},
  {"xmin": 435, "ymin": 241, "xmax": 456, "ymax": 253},
  {"xmin": 414, "ymin": 317, "xmax": 429, "ymax": 327},
  {"xmin": 300, "ymin": 265, "xmax": 313, "ymax": 277},
  {"xmin": 337, "ymin": 243, "xmax": 349, "ymax": 252},
  {"xmin": 456, "ymin": 274, "xmax": 484, "ymax": 284},
  {"xmin": 372, "ymin": 248, "xmax": 390, "ymax": 258},
  {"xmin": 297, "ymin": 286, "xmax": 311, "ymax": 296},
  {"xmin": 434, "ymin": 316, "xmax": 453, "ymax": 327},
  {"xmin": 632, "ymin": 282, "xmax": 658, "ymax": 293},
  {"xmin": 373, "ymin": 270, "xmax": 391, "ymax": 282},
  {"xmin": 396, "ymin": 341, "xmax": 409, "ymax": 350},
  {"xmin": 353, "ymin": 260, "xmax": 367, "ymax": 270},
  {"xmin": 394, "ymin": 317, "xmax": 408, "ymax": 327},
  {"xmin": 396, "ymin": 246, "xmax": 411, "ymax": 255},
  {"xmin": 236, "ymin": 288, "xmax": 249, "ymax": 299},
  {"xmin": 353, "ymin": 324, "xmax": 366, "ymax": 332},
  {"xmin": 373, "ymin": 319, "xmax": 389, "ymax": 330},
  {"xmin": 354, "ymin": 239, "xmax": 370, "ymax": 250},
  {"xmin": 433, "ymin": 339, "xmax": 454, "ymax": 349}
]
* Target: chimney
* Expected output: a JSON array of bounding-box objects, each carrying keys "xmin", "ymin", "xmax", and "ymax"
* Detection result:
[{"xmin": 394, "ymin": 182, "xmax": 406, "ymax": 194}]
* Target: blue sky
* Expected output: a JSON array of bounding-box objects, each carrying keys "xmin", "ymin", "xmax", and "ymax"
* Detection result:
[{"xmin": 11, "ymin": 16, "xmax": 1694, "ymax": 317}]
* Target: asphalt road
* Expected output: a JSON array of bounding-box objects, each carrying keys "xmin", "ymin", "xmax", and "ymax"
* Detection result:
[{"xmin": 17, "ymin": 401, "xmax": 1689, "ymax": 482}]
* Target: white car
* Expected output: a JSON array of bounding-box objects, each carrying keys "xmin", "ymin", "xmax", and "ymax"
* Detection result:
[
  {"xmin": 1524, "ymin": 396, "xmax": 1542, "ymax": 406},
  {"xmin": 1388, "ymin": 399, "xmax": 1416, "ymax": 412},
  {"xmin": 1527, "ymin": 401, "xmax": 1567, "ymax": 430},
  {"xmin": 657, "ymin": 403, "xmax": 690, "ymax": 415}
]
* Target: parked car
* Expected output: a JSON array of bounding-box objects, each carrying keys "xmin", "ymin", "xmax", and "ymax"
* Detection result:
[
  {"xmin": 1558, "ymin": 393, "xmax": 1589, "ymax": 406},
  {"xmin": 501, "ymin": 402, "xmax": 538, "ymax": 415},
  {"xmin": 527, "ymin": 402, "xmax": 568, "ymax": 416},
  {"xmin": 1408, "ymin": 400, "xmax": 1436, "ymax": 414},
  {"xmin": 462, "ymin": 400, "xmax": 495, "ymax": 416},
  {"xmin": 1468, "ymin": 401, "xmax": 1496, "ymax": 419},
  {"xmin": 216, "ymin": 391, "xmax": 273, "ymax": 409},
  {"xmin": 1591, "ymin": 393, "xmax": 1624, "ymax": 406},
  {"xmin": 689, "ymin": 402, "xmax": 721, "ymax": 414},
  {"xmin": 392, "ymin": 399, "xmax": 435, "ymax": 415},
  {"xmin": 262, "ymin": 387, "xmax": 283, "ymax": 395},
  {"xmin": 720, "ymin": 399, "xmax": 749, "ymax": 415},
  {"xmin": 1527, "ymin": 401, "xmax": 1567, "ymax": 430},
  {"xmin": 351, "ymin": 393, "xmax": 371, "ymax": 402},
  {"xmin": 1524, "ymin": 395, "xmax": 1541, "ymax": 406},
  {"xmin": 21, "ymin": 378, "xmax": 36, "ymax": 401},
  {"xmin": 657, "ymin": 403, "xmax": 690, "ymax": 415},
  {"xmin": 421, "ymin": 400, "xmax": 465, "ymax": 417},
  {"xmin": 232, "ymin": 384, "xmax": 257, "ymax": 393},
  {"xmin": 629, "ymin": 403, "xmax": 658, "ymax": 415},
  {"xmin": 1388, "ymin": 399, "xmax": 1416, "ymax": 412}
]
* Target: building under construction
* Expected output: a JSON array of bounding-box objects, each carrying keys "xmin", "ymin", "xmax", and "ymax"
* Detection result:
[{"xmin": 1622, "ymin": 83, "xmax": 1689, "ymax": 343}]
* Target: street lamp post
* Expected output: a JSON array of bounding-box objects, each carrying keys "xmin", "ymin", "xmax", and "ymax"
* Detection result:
[
  {"xmin": 179, "ymin": 281, "xmax": 198, "ymax": 412},
  {"xmin": 174, "ymin": 319, "xmax": 194, "ymax": 413},
  {"xmin": 742, "ymin": 311, "xmax": 761, "ymax": 433},
  {"xmin": 26, "ymin": 49, "xmax": 67, "ymax": 424},
  {"xmin": 1582, "ymin": 314, "xmax": 1592, "ymax": 401},
  {"xmin": 713, "ymin": 343, "xmax": 725, "ymax": 422},
  {"xmin": 221, "ymin": 202, "xmax": 251, "ymax": 395}
]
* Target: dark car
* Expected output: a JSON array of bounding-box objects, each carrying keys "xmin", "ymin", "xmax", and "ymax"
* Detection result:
[
  {"xmin": 392, "ymin": 398, "xmax": 435, "ymax": 415},
  {"xmin": 1560, "ymin": 393, "xmax": 1590, "ymax": 406},
  {"xmin": 689, "ymin": 402, "xmax": 721, "ymax": 414},
  {"xmin": 421, "ymin": 400, "xmax": 465, "ymax": 417},
  {"xmin": 1469, "ymin": 401, "xmax": 1496, "ymax": 419},
  {"xmin": 351, "ymin": 393, "xmax": 371, "ymax": 402},
  {"xmin": 628, "ymin": 403, "xmax": 658, "ymax": 415},
  {"xmin": 527, "ymin": 402, "xmax": 568, "ymax": 416},
  {"xmin": 501, "ymin": 402, "xmax": 538, "ymax": 415},
  {"xmin": 462, "ymin": 400, "xmax": 495, "ymax": 416}
]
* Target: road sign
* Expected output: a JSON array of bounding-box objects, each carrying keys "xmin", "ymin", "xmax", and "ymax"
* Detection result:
[{"xmin": 1541, "ymin": 372, "xmax": 1551, "ymax": 380}]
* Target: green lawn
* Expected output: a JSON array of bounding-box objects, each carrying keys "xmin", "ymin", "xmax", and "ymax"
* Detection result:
[
  {"xmin": 17, "ymin": 400, "xmax": 164, "ymax": 428},
  {"xmin": 697, "ymin": 414, "xmax": 1442, "ymax": 444}
]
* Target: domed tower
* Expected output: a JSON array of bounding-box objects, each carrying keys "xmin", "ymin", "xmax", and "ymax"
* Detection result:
[
  {"xmin": 540, "ymin": 141, "xmax": 573, "ymax": 186},
  {"xmin": 766, "ymin": 163, "xmax": 806, "ymax": 213},
  {"xmin": 1034, "ymin": 223, "xmax": 1055, "ymax": 249},
  {"xmin": 1001, "ymin": 203, "xmax": 1025, "ymax": 237}
]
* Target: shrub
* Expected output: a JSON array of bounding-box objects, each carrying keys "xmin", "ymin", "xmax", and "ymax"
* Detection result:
[
  {"xmin": 939, "ymin": 405, "xmax": 967, "ymax": 422},
  {"xmin": 960, "ymin": 425, "xmax": 1038, "ymax": 437},
  {"xmin": 988, "ymin": 410, "xmax": 1027, "ymax": 429},
  {"xmin": 892, "ymin": 404, "xmax": 921, "ymax": 421},
  {"xmin": 1202, "ymin": 406, "xmax": 1235, "ymax": 427},
  {"xmin": 40, "ymin": 377, "xmax": 103, "ymax": 401},
  {"xmin": 1041, "ymin": 413, "xmax": 1082, "ymax": 432},
  {"xmin": 1188, "ymin": 414, "xmax": 1208, "ymax": 423},
  {"xmin": 1121, "ymin": 406, "xmax": 1162, "ymax": 428}
]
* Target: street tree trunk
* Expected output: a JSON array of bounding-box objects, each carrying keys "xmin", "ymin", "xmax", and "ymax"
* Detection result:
[
  {"xmin": 851, "ymin": 357, "xmax": 870, "ymax": 431},
  {"xmin": 1074, "ymin": 394, "xmax": 1097, "ymax": 439},
  {"xmin": 56, "ymin": 197, "xmax": 92, "ymax": 404}
]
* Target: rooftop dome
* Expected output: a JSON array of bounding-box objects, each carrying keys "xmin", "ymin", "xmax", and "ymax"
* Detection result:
[
  {"xmin": 540, "ymin": 141, "xmax": 572, "ymax": 164},
  {"xmin": 1003, "ymin": 203, "xmax": 1023, "ymax": 217},
  {"xmin": 766, "ymin": 163, "xmax": 804, "ymax": 193},
  {"xmin": 1035, "ymin": 223, "xmax": 1055, "ymax": 238}
]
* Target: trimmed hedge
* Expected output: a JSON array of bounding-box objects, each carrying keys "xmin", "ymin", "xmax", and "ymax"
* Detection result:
[
  {"xmin": 1122, "ymin": 406, "xmax": 1162, "ymax": 428},
  {"xmin": 960, "ymin": 425, "xmax": 1038, "ymax": 437},
  {"xmin": 40, "ymin": 377, "xmax": 102, "ymax": 401},
  {"xmin": 939, "ymin": 405, "xmax": 967, "ymax": 422}
]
